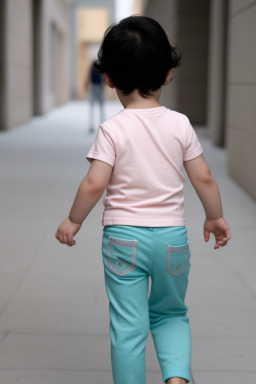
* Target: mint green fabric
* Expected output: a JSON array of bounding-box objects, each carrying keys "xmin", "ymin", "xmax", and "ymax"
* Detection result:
[{"xmin": 102, "ymin": 225, "xmax": 192, "ymax": 383}]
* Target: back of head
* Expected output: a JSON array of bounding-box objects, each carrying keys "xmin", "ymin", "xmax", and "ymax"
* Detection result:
[{"xmin": 93, "ymin": 15, "xmax": 181, "ymax": 98}]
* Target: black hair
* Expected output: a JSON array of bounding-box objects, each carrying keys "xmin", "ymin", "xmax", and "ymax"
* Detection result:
[{"xmin": 92, "ymin": 15, "xmax": 182, "ymax": 98}]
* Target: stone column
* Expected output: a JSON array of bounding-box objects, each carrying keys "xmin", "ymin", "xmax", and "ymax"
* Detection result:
[
  {"xmin": 206, "ymin": 0, "xmax": 228, "ymax": 146},
  {"xmin": 0, "ymin": 0, "xmax": 33, "ymax": 130}
]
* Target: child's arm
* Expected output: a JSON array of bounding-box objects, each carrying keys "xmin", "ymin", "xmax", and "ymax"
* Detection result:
[
  {"xmin": 55, "ymin": 160, "xmax": 113, "ymax": 247},
  {"xmin": 183, "ymin": 154, "xmax": 231, "ymax": 249}
]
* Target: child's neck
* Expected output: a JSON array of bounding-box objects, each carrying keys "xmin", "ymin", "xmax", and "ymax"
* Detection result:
[{"xmin": 116, "ymin": 87, "xmax": 162, "ymax": 109}]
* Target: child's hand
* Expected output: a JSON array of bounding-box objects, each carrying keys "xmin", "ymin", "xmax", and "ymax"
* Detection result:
[
  {"xmin": 204, "ymin": 217, "xmax": 231, "ymax": 250},
  {"xmin": 55, "ymin": 217, "xmax": 82, "ymax": 247}
]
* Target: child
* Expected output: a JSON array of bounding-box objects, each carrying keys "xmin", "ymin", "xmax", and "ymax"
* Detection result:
[{"xmin": 55, "ymin": 15, "xmax": 231, "ymax": 384}]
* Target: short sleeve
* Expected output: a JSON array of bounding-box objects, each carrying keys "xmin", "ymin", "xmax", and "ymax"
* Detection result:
[
  {"xmin": 86, "ymin": 124, "xmax": 116, "ymax": 167},
  {"xmin": 183, "ymin": 118, "xmax": 203, "ymax": 161}
]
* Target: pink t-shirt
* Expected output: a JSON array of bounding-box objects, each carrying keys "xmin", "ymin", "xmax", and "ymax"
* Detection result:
[{"xmin": 86, "ymin": 106, "xmax": 203, "ymax": 227}]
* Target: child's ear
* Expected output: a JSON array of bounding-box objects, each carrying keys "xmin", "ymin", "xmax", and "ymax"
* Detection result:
[
  {"xmin": 163, "ymin": 69, "xmax": 172, "ymax": 85},
  {"xmin": 104, "ymin": 73, "xmax": 115, "ymax": 88}
]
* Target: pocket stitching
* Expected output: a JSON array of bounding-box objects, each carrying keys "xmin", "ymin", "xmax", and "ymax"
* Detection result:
[
  {"xmin": 166, "ymin": 244, "xmax": 190, "ymax": 277},
  {"xmin": 108, "ymin": 236, "xmax": 138, "ymax": 276}
]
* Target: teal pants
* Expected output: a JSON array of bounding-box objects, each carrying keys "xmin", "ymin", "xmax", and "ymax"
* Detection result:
[{"xmin": 102, "ymin": 225, "xmax": 192, "ymax": 384}]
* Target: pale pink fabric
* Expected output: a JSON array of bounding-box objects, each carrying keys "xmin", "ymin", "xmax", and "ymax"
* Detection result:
[{"xmin": 87, "ymin": 106, "xmax": 203, "ymax": 227}]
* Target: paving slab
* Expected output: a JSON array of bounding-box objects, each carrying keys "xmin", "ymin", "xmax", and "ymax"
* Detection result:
[
  {"xmin": 191, "ymin": 337, "xmax": 256, "ymax": 371},
  {"xmin": 0, "ymin": 370, "xmax": 167, "ymax": 384},
  {"xmin": 192, "ymin": 372, "xmax": 256, "ymax": 384},
  {"xmin": 0, "ymin": 332, "xmax": 160, "ymax": 372}
]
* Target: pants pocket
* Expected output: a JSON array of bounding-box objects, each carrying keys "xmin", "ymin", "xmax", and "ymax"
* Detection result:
[
  {"xmin": 107, "ymin": 236, "xmax": 138, "ymax": 275},
  {"xmin": 166, "ymin": 243, "xmax": 191, "ymax": 277}
]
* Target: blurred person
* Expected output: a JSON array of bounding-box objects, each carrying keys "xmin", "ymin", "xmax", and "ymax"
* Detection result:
[
  {"xmin": 84, "ymin": 62, "xmax": 105, "ymax": 133},
  {"xmin": 56, "ymin": 16, "xmax": 231, "ymax": 384}
]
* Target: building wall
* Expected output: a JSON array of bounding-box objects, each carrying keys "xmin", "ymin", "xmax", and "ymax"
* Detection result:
[
  {"xmin": 144, "ymin": 0, "xmax": 210, "ymax": 124},
  {"xmin": 0, "ymin": 0, "xmax": 7, "ymax": 131},
  {"xmin": 133, "ymin": 0, "xmax": 148, "ymax": 15},
  {"xmin": 0, "ymin": 0, "xmax": 71, "ymax": 130},
  {"xmin": 176, "ymin": 0, "xmax": 210, "ymax": 124},
  {"xmin": 70, "ymin": 0, "xmax": 115, "ymax": 99},
  {"xmin": 226, "ymin": 0, "xmax": 256, "ymax": 200},
  {"xmin": 77, "ymin": 7, "xmax": 109, "ymax": 100},
  {"xmin": 35, "ymin": 0, "xmax": 71, "ymax": 114},
  {"xmin": 144, "ymin": 0, "xmax": 179, "ymax": 112},
  {"xmin": 207, "ymin": 0, "xmax": 228, "ymax": 147},
  {"xmin": 0, "ymin": 0, "xmax": 32, "ymax": 131}
]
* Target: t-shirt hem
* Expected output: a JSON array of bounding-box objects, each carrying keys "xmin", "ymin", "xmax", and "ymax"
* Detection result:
[
  {"xmin": 86, "ymin": 151, "xmax": 115, "ymax": 167},
  {"xmin": 102, "ymin": 218, "xmax": 187, "ymax": 227},
  {"xmin": 184, "ymin": 146, "xmax": 203, "ymax": 161}
]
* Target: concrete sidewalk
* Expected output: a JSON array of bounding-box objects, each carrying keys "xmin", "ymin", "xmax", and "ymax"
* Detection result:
[{"xmin": 0, "ymin": 101, "xmax": 255, "ymax": 384}]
